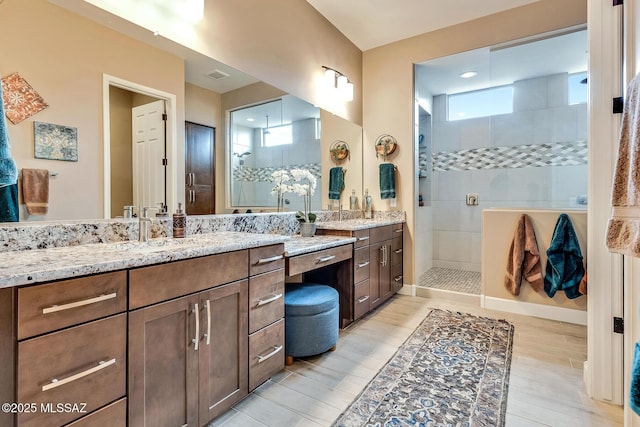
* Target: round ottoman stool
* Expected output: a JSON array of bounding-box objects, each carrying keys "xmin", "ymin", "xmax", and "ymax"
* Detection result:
[{"xmin": 284, "ymin": 283, "xmax": 339, "ymax": 365}]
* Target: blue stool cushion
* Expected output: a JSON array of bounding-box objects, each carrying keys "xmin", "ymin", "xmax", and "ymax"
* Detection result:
[{"xmin": 284, "ymin": 283, "xmax": 339, "ymax": 358}]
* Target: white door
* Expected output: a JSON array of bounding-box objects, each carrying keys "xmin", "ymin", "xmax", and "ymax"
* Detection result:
[{"xmin": 132, "ymin": 100, "xmax": 165, "ymax": 210}]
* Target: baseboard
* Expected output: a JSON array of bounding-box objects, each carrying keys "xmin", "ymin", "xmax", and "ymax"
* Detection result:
[
  {"xmin": 415, "ymin": 286, "xmax": 481, "ymax": 306},
  {"xmin": 482, "ymin": 296, "xmax": 587, "ymax": 325},
  {"xmin": 398, "ymin": 284, "xmax": 416, "ymax": 296}
]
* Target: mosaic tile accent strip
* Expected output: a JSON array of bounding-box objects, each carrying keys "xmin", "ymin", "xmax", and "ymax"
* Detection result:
[
  {"xmin": 1, "ymin": 72, "xmax": 48, "ymax": 124},
  {"xmin": 233, "ymin": 162, "xmax": 321, "ymax": 182},
  {"xmin": 432, "ymin": 141, "xmax": 587, "ymax": 172},
  {"xmin": 418, "ymin": 267, "xmax": 481, "ymax": 295},
  {"xmin": 34, "ymin": 121, "xmax": 78, "ymax": 161}
]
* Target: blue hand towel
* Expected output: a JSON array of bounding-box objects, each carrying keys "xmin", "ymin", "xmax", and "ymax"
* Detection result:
[
  {"xmin": 0, "ymin": 183, "xmax": 18, "ymax": 222},
  {"xmin": 544, "ymin": 214, "xmax": 585, "ymax": 299},
  {"xmin": 379, "ymin": 163, "xmax": 395, "ymax": 199},
  {"xmin": 631, "ymin": 343, "xmax": 640, "ymax": 415},
  {"xmin": 328, "ymin": 167, "xmax": 344, "ymax": 200},
  {"xmin": 0, "ymin": 83, "xmax": 18, "ymax": 188}
]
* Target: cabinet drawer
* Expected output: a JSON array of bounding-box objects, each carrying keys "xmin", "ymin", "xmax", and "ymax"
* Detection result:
[
  {"xmin": 392, "ymin": 237, "xmax": 403, "ymax": 267},
  {"xmin": 370, "ymin": 225, "xmax": 393, "ymax": 244},
  {"xmin": 250, "ymin": 244, "xmax": 285, "ymax": 276},
  {"xmin": 353, "ymin": 229, "xmax": 370, "ymax": 248},
  {"xmin": 393, "ymin": 223, "xmax": 404, "ymax": 234},
  {"xmin": 249, "ymin": 318, "xmax": 284, "ymax": 391},
  {"xmin": 17, "ymin": 314, "xmax": 126, "ymax": 427},
  {"xmin": 130, "ymin": 250, "xmax": 248, "ymax": 309},
  {"xmin": 66, "ymin": 398, "xmax": 126, "ymax": 427},
  {"xmin": 392, "ymin": 264, "xmax": 403, "ymax": 286},
  {"xmin": 354, "ymin": 246, "xmax": 370, "ymax": 284},
  {"xmin": 286, "ymin": 244, "xmax": 352, "ymax": 276},
  {"xmin": 18, "ymin": 271, "xmax": 127, "ymax": 340},
  {"xmin": 354, "ymin": 280, "xmax": 370, "ymax": 320},
  {"xmin": 249, "ymin": 269, "xmax": 285, "ymax": 334}
]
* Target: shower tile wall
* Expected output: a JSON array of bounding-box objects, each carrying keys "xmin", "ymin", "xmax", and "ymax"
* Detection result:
[{"xmin": 431, "ymin": 73, "xmax": 587, "ymax": 271}]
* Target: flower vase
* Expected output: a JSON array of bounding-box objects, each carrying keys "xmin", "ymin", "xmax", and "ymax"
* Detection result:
[{"xmin": 299, "ymin": 222, "xmax": 316, "ymax": 237}]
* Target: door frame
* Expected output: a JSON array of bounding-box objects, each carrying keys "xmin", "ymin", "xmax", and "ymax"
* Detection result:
[{"xmin": 102, "ymin": 74, "xmax": 178, "ymax": 218}]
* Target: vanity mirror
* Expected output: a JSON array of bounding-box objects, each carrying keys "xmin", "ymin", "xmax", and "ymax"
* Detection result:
[{"xmin": 0, "ymin": 0, "xmax": 363, "ymax": 221}]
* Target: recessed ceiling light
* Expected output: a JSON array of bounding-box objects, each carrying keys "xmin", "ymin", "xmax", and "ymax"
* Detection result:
[{"xmin": 459, "ymin": 71, "xmax": 478, "ymax": 79}]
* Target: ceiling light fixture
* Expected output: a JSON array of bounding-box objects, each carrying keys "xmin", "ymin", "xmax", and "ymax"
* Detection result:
[
  {"xmin": 322, "ymin": 66, "xmax": 354, "ymax": 102},
  {"xmin": 459, "ymin": 71, "xmax": 478, "ymax": 79}
]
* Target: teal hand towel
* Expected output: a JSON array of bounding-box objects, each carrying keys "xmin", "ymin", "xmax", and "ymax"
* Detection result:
[
  {"xmin": 631, "ymin": 343, "xmax": 640, "ymax": 415},
  {"xmin": 0, "ymin": 83, "xmax": 18, "ymax": 187},
  {"xmin": 379, "ymin": 163, "xmax": 395, "ymax": 199},
  {"xmin": 0, "ymin": 183, "xmax": 18, "ymax": 222},
  {"xmin": 328, "ymin": 167, "xmax": 344, "ymax": 200},
  {"xmin": 544, "ymin": 213, "xmax": 585, "ymax": 299}
]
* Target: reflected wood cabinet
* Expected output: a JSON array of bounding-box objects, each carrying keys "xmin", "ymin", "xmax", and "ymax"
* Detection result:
[{"xmin": 0, "ymin": 244, "xmax": 286, "ymax": 427}]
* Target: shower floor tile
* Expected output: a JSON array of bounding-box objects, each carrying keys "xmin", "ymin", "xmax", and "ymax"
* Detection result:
[{"xmin": 418, "ymin": 267, "xmax": 481, "ymax": 295}]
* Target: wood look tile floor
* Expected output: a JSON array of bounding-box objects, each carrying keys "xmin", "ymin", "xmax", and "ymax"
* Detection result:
[{"xmin": 211, "ymin": 295, "xmax": 623, "ymax": 427}]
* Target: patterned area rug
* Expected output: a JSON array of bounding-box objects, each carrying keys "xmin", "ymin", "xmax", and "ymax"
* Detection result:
[{"xmin": 333, "ymin": 309, "xmax": 514, "ymax": 427}]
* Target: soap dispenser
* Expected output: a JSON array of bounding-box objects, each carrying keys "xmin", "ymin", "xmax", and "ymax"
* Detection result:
[
  {"xmin": 349, "ymin": 189, "xmax": 359, "ymax": 210},
  {"xmin": 173, "ymin": 203, "xmax": 187, "ymax": 238},
  {"xmin": 363, "ymin": 189, "xmax": 373, "ymax": 219}
]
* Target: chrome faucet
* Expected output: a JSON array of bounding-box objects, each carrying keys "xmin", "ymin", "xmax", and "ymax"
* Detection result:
[{"xmin": 138, "ymin": 207, "xmax": 156, "ymax": 242}]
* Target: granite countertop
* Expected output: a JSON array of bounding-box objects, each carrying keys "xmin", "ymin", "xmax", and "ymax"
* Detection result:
[
  {"xmin": 284, "ymin": 235, "xmax": 356, "ymax": 257},
  {"xmin": 0, "ymin": 232, "xmax": 290, "ymax": 288},
  {"xmin": 315, "ymin": 217, "xmax": 404, "ymax": 231}
]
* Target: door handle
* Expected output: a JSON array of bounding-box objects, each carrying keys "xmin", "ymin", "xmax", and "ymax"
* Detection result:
[{"xmin": 192, "ymin": 303, "xmax": 200, "ymax": 351}]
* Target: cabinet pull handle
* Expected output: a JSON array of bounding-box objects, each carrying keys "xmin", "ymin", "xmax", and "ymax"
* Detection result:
[
  {"xmin": 357, "ymin": 295, "xmax": 370, "ymax": 304},
  {"xmin": 42, "ymin": 293, "xmax": 117, "ymax": 314},
  {"xmin": 256, "ymin": 293, "xmax": 283, "ymax": 307},
  {"xmin": 394, "ymin": 275, "xmax": 403, "ymax": 282},
  {"xmin": 317, "ymin": 255, "xmax": 336, "ymax": 263},
  {"xmin": 394, "ymin": 248, "xmax": 403, "ymax": 254},
  {"xmin": 189, "ymin": 173, "xmax": 195, "ymax": 186},
  {"xmin": 357, "ymin": 236, "xmax": 370, "ymax": 241},
  {"xmin": 394, "ymin": 229, "xmax": 403, "ymax": 233},
  {"xmin": 256, "ymin": 345, "xmax": 283, "ymax": 363},
  {"xmin": 379, "ymin": 246, "xmax": 384, "ymax": 265},
  {"xmin": 384, "ymin": 246, "xmax": 388, "ymax": 266},
  {"xmin": 256, "ymin": 255, "xmax": 284, "ymax": 265},
  {"xmin": 205, "ymin": 299, "xmax": 211, "ymax": 346},
  {"xmin": 192, "ymin": 303, "xmax": 200, "ymax": 351},
  {"xmin": 357, "ymin": 261, "xmax": 370, "ymax": 268},
  {"xmin": 42, "ymin": 358, "xmax": 116, "ymax": 392}
]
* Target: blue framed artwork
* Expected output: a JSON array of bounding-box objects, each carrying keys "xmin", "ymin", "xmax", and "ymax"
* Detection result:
[{"xmin": 34, "ymin": 121, "xmax": 78, "ymax": 162}]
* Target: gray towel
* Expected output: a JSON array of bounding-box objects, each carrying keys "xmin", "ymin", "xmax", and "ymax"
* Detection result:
[
  {"xmin": 607, "ymin": 73, "xmax": 640, "ymax": 256},
  {"xmin": 379, "ymin": 163, "xmax": 395, "ymax": 199}
]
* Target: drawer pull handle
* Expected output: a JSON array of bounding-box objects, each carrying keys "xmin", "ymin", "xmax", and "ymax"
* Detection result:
[
  {"xmin": 42, "ymin": 292, "xmax": 117, "ymax": 314},
  {"xmin": 394, "ymin": 249, "xmax": 403, "ymax": 254},
  {"xmin": 394, "ymin": 275, "xmax": 404, "ymax": 282},
  {"xmin": 256, "ymin": 293, "xmax": 283, "ymax": 307},
  {"xmin": 357, "ymin": 261, "xmax": 370, "ymax": 268},
  {"xmin": 317, "ymin": 255, "xmax": 336, "ymax": 263},
  {"xmin": 357, "ymin": 236, "xmax": 370, "ymax": 241},
  {"xmin": 256, "ymin": 345, "xmax": 283, "ymax": 363},
  {"xmin": 42, "ymin": 358, "xmax": 116, "ymax": 392},
  {"xmin": 193, "ymin": 303, "xmax": 200, "ymax": 351},
  {"xmin": 357, "ymin": 295, "xmax": 370, "ymax": 304},
  {"xmin": 205, "ymin": 299, "xmax": 211, "ymax": 346},
  {"xmin": 394, "ymin": 229, "xmax": 403, "ymax": 233},
  {"xmin": 256, "ymin": 255, "xmax": 284, "ymax": 265}
]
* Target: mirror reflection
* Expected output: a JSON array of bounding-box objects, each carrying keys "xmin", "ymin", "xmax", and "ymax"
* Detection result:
[{"xmin": 229, "ymin": 96, "xmax": 321, "ymax": 212}]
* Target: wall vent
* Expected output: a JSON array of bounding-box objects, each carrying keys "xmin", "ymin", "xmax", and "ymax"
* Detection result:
[{"xmin": 205, "ymin": 69, "xmax": 230, "ymax": 80}]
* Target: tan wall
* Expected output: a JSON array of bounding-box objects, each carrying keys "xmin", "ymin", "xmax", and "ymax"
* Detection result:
[
  {"xmin": 108, "ymin": 87, "xmax": 133, "ymax": 218},
  {"xmin": 482, "ymin": 209, "xmax": 587, "ymax": 312},
  {"xmin": 362, "ymin": 0, "xmax": 587, "ymax": 284},
  {"xmin": 1, "ymin": 0, "xmax": 185, "ymax": 221}
]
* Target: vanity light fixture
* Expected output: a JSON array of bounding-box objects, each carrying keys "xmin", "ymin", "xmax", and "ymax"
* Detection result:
[
  {"xmin": 322, "ymin": 66, "xmax": 354, "ymax": 101},
  {"xmin": 459, "ymin": 71, "xmax": 478, "ymax": 79}
]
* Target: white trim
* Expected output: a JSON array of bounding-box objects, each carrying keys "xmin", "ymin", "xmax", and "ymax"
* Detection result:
[
  {"xmin": 102, "ymin": 74, "xmax": 178, "ymax": 218},
  {"xmin": 397, "ymin": 284, "xmax": 416, "ymax": 296},
  {"xmin": 414, "ymin": 287, "xmax": 481, "ymax": 306},
  {"xmin": 483, "ymin": 296, "xmax": 588, "ymax": 326}
]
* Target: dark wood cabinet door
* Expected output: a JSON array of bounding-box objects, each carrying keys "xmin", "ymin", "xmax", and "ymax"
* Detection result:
[
  {"xmin": 198, "ymin": 280, "xmax": 249, "ymax": 424},
  {"xmin": 369, "ymin": 241, "xmax": 383, "ymax": 309},
  {"xmin": 185, "ymin": 121, "xmax": 215, "ymax": 215},
  {"xmin": 129, "ymin": 295, "xmax": 199, "ymax": 427}
]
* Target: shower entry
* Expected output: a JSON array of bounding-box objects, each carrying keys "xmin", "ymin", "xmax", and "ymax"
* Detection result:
[{"xmin": 414, "ymin": 27, "xmax": 588, "ymax": 297}]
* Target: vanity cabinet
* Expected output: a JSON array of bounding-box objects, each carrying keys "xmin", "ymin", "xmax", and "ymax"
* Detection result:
[
  {"xmin": 128, "ymin": 251, "xmax": 249, "ymax": 426},
  {"xmin": 15, "ymin": 271, "xmax": 128, "ymax": 427}
]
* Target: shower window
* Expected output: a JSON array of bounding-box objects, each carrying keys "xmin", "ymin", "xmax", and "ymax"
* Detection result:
[{"xmin": 448, "ymin": 85, "xmax": 513, "ymax": 121}]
